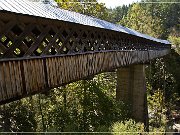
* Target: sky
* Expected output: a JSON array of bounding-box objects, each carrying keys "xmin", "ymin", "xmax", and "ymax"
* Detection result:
[{"xmin": 98, "ymin": 0, "xmax": 141, "ymax": 8}]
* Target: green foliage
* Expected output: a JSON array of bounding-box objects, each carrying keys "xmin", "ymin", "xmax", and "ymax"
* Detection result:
[
  {"xmin": 141, "ymin": 0, "xmax": 180, "ymax": 38},
  {"xmin": 108, "ymin": 5, "xmax": 130, "ymax": 23},
  {"xmin": 147, "ymin": 89, "xmax": 166, "ymax": 129},
  {"xmin": 111, "ymin": 119, "xmax": 144, "ymax": 135},
  {"xmin": 41, "ymin": 75, "xmax": 131, "ymax": 132},
  {"xmin": 55, "ymin": 0, "xmax": 109, "ymax": 20},
  {"xmin": 0, "ymin": 100, "xmax": 37, "ymax": 132},
  {"xmin": 164, "ymin": 50, "xmax": 180, "ymax": 98},
  {"xmin": 168, "ymin": 36, "xmax": 180, "ymax": 54},
  {"xmin": 168, "ymin": 23, "xmax": 180, "ymax": 55},
  {"xmin": 0, "ymin": 73, "xmax": 130, "ymax": 132},
  {"xmin": 120, "ymin": 3, "xmax": 164, "ymax": 38}
]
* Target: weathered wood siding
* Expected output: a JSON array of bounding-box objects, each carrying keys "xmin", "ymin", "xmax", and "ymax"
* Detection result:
[{"xmin": 0, "ymin": 50, "xmax": 169, "ymax": 104}]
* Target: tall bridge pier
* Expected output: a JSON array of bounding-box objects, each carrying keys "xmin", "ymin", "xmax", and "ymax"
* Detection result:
[{"xmin": 116, "ymin": 65, "xmax": 148, "ymax": 127}]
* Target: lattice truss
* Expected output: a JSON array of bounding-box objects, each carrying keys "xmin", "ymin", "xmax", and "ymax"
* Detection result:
[
  {"xmin": 0, "ymin": 14, "xmax": 168, "ymax": 58},
  {"xmin": 0, "ymin": 13, "xmax": 171, "ymax": 105}
]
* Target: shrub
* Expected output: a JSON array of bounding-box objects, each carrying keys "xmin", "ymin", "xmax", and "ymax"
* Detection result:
[{"xmin": 111, "ymin": 119, "xmax": 144, "ymax": 135}]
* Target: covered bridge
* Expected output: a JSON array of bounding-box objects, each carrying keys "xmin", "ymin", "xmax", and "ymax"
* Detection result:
[{"xmin": 0, "ymin": 0, "xmax": 171, "ymax": 125}]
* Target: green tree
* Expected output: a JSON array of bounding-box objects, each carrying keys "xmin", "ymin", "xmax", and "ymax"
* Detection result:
[
  {"xmin": 0, "ymin": 100, "xmax": 37, "ymax": 132},
  {"xmin": 120, "ymin": 3, "xmax": 164, "ymax": 38},
  {"xmin": 55, "ymin": 0, "xmax": 109, "ymax": 20},
  {"xmin": 141, "ymin": 0, "xmax": 180, "ymax": 38},
  {"xmin": 168, "ymin": 25, "xmax": 180, "ymax": 54},
  {"xmin": 108, "ymin": 5, "xmax": 130, "ymax": 23}
]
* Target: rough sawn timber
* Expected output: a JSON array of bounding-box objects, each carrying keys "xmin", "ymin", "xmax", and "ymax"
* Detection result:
[{"xmin": 0, "ymin": 49, "xmax": 169, "ymax": 104}]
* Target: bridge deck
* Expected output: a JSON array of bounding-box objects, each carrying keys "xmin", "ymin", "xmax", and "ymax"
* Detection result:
[{"xmin": 0, "ymin": 0, "xmax": 171, "ymax": 104}]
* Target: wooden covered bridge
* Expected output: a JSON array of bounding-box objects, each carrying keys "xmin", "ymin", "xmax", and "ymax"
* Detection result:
[{"xmin": 0, "ymin": 0, "xmax": 170, "ymax": 125}]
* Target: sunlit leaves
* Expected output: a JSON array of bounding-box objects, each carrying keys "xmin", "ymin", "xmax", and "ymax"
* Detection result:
[
  {"xmin": 120, "ymin": 3, "xmax": 164, "ymax": 38},
  {"xmin": 55, "ymin": 0, "xmax": 109, "ymax": 20}
]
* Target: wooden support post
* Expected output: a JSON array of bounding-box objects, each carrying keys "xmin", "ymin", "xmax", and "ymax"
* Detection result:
[{"xmin": 116, "ymin": 65, "xmax": 149, "ymax": 130}]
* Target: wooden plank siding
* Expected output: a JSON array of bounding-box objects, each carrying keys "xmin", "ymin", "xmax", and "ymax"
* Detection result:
[{"xmin": 0, "ymin": 50, "xmax": 169, "ymax": 104}]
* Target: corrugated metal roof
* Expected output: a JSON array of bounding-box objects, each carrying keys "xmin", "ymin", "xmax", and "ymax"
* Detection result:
[{"xmin": 0, "ymin": 0, "xmax": 170, "ymax": 44}]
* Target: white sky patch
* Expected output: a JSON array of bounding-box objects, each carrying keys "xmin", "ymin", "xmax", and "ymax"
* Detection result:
[{"xmin": 98, "ymin": 0, "xmax": 141, "ymax": 8}]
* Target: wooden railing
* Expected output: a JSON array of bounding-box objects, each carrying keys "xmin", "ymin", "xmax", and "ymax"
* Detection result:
[{"xmin": 0, "ymin": 12, "xmax": 170, "ymax": 59}]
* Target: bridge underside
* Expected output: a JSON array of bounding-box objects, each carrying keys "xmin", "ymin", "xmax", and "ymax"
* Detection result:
[{"xmin": 0, "ymin": 50, "xmax": 169, "ymax": 104}]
